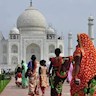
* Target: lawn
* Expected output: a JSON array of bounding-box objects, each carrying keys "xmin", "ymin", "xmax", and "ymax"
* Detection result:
[{"xmin": 0, "ymin": 79, "xmax": 10, "ymax": 93}]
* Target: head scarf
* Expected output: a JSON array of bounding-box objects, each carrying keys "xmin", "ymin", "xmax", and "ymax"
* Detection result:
[{"xmin": 71, "ymin": 33, "xmax": 96, "ymax": 95}]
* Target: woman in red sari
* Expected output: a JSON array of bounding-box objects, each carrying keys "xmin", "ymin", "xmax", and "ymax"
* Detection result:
[
  {"xmin": 71, "ymin": 33, "xmax": 96, "ymax": 96},
  {"xmin": 49, "ymin": 48, "xmax": 70, "ymax": 96}
]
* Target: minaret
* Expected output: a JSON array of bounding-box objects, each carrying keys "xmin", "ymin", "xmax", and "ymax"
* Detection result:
[
  {"xmin": 88, "ymin": 16, "xmax": 94, "ymax": 44},
  {"xmin": 30, "ymin": 0, "xmax": 32, "ymax": 6},
  {"xmin": 68, "ymin": 32, "xmax": 73, "ymax": 56}
]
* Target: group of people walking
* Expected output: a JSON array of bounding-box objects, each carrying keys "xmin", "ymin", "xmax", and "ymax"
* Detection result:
[
  {"xmin": 25, "ymin": 55, "xmax": 49, "ymax": 96},
  {"xmin": 15, "ymin": 55, "xmax": 49, "ymax": 96},
  {"xmin": 15, "ymin": 33, "xmax": 96, "ymax": 96}
]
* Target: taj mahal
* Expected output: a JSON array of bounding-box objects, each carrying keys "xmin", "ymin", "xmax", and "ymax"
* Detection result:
[{"xmin": 0, "ymin": 2, "xmax": 95, "ymax": 70}]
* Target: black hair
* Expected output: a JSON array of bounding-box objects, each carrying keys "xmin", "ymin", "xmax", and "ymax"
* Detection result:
[
  {"xmin": 55, "ymin": 48, "xmax": 61, "ymax": 56},
  {"xmin": 31, "ymin": 55, "xmax": 36, "ymax": 61},
  {"xmin": 40, "ymin": 60, "xmax": 46, "ymax": 66},
  {"xmin": 21, "ymin": 60, "xmax": 24, "ymax": 64}
]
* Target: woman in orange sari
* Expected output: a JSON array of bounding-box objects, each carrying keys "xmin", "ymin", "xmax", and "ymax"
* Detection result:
[{"xmin": 71, "ymin": 33, "xmax": 96, "ymax": 96}]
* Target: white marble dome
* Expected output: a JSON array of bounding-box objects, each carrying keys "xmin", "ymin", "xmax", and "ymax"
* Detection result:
[
  {"xmin": 10, "ymin": 27, "xmax": 19, "ymax": 34},
  {"xmin": 47, "ymin": 27, "xmax": 55, "ymax": 34},
  {"xmin": 17, "ymin": 6, "xmax": 47, "ymax": 29}
]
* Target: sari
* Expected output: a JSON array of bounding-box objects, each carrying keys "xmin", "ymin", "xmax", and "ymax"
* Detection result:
[
  {"xmin": 28, "ymin": 60, "xmax": 39, "ymax": 96},
  {"xmin": 39, "ymin": 66, "xmax": 49, "ymax": 95},
  {"xmin": 21, "ymin": 62, "xmax": 28, "ymax": 88},
  {"xmin": 71, "ymin": 33, "xmax": 96, "ymax": 96},
  {"xmin": 49, "ymin": 56, "xmax": 71, "ymax": 96}
]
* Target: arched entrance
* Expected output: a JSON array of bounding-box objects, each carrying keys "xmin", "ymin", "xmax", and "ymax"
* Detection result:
[
  {"xmin": 11, "ymin": 56, "xmax": 18, "ymax": 65},
  {"xmin": 26, "ymin": 43, "xmax": 41, "ymax": 63}
]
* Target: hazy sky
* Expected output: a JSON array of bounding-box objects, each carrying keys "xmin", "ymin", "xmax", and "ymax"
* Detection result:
[{"xmin": 0, "ymin": 0, "xmax": 96, "ymax": 56}]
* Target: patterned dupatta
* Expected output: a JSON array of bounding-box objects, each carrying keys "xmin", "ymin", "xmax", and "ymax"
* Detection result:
[
  {"xmin": 71, "ymin": 33, "xmax": 96, "ymax": 95},
  {"xmin": 51, "ymin": 56, "xmax": 71, "ymax": 78},
  {"xmin": 51, "ymin": 56, "xmax": 63, "ymax": 67}
]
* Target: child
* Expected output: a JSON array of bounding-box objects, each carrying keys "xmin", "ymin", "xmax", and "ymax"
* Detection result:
[
  {"xmin": 16, "ymin": 72, "xmax": 22, "ymax": 87},
  {"xmin": 15, "ymin": 65, "xmax": 22, "ymax": 87},
  {"xmin": 39, "ymin": 60, "xmax": 49, "ymax": 96}
]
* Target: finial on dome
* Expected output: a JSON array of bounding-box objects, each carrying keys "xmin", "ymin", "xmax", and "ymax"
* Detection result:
[{"xmin": 30, "ymin": 0, "xmax": 32, "ymax": 6}]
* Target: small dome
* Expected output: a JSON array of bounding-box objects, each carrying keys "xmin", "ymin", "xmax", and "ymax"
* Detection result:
[
  {"xmin": 68, "ymin": 32, "xmax": 72, "ymax": 35},
  {"xmin": 10, "ymin": 27, "xmax": 19, "ymax": 34},
  {"xmin": 47, "ymin": 27, "xmax": 55, "ymax": 34},
  {"xmin": 68, "ymin": 32, "xmax": 72, "ymax": 36},
  {"xmin": 88, "ymin": 16, "xmax": 94, "ymax": 20},
  {"xmin": 17, "ymin": 6, "xmax": 47, "ymax": 29}
]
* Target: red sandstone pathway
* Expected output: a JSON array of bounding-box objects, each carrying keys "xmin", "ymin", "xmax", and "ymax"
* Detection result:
[{"xmin": 0, "ymin": 77, "xmax": 70, "ymax": 96}]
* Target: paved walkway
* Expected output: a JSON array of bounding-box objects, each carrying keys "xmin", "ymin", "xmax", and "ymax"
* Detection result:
[{"xmin": 0, "ymin": 77, "xmax": 70, "ymax": 96}]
